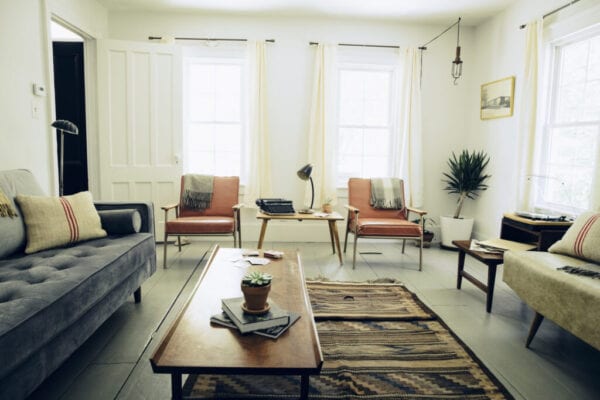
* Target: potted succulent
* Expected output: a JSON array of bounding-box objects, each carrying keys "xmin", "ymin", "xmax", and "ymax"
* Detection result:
[
  {"xmin": 241, "ymin": 271, "xmax": 272, "ymax": 313},
  {"xmin": 322, "ymin": 198, "xmax": 333, "ymax": 213},
  {"xmin": 440, "ymin": 150, "xmax": 491, "ymax": 248}
]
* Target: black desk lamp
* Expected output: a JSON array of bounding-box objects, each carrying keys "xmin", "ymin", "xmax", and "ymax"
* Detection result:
[
  {"xmin": 297, "ymin": 163, "xmax": 314, "ymax": 210},
  {"xmin": 51, "ymin": 120, "xmax": 79, "ymax": 195}
]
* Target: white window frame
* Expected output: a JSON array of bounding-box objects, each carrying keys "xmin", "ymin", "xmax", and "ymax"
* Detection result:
[
  {"xmin": 534, "ymin": 25, "xmax": 600, "ymax": 215},
  {"xmin": 336, "ymin": 61, "xmax": 399, "ymax": 188},
  {"xmin": 182, "ymin": 54, "xmax": 248, "ymax": 183}
]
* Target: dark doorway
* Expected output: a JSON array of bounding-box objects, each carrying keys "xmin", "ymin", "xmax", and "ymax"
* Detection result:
[{"xmin": 53, "ymin": 41, "xmax": 88, "ymax": 195}]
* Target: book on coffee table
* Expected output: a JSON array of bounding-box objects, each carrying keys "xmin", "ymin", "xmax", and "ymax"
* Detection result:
[
  {"xmin": 221, "ymin": 297, "xmax": 290, "ymax": 334},
  {"xmin": 211, "ymin": 311, "xmax": 300, "ymax": 339}
]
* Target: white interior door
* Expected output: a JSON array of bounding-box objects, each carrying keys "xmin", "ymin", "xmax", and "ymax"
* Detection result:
[{"xmin": 97, "ymin": 39, "xmax": 182, "ymax": 240}]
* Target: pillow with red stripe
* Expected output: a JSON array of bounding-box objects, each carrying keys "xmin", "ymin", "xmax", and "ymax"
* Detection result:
[
  {"xmin": 548, "ymin": 212, "xmax": 600, "ymax": 263},
  {"xmin": 15, "ymin": 191, "xmax": 107, "ymax": 254}
]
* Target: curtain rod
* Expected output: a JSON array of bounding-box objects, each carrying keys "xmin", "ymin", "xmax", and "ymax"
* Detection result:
[
  {"xmin": 519, "ymin": 0, "xmax": 580, "ymax": 29},
  {"xmin": 309, "ymin": 41, "xmax": 400, "ymax": 49},
  {"xmin": 148, "ymin": 36, "xmax": 275, "ymax": 42},
  {"xmin": 418, "ymin": 17, "xmax": 461, "ymax": 51}
]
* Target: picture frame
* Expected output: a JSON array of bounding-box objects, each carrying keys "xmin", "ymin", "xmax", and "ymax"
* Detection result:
[{"xmin": 480, "ymin": 76, "xmax": 515, "ymax": 120}]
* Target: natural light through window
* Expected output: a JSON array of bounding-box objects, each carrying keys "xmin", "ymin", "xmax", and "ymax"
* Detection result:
[
  {"xmin": 184, "ymin": 58, "xmax": 245, "ymax": 178},
  {"xmin": 337, "ymin": 67, "xmax": 394, "ymax": 187},
  {"xmin": 536, "ymin": 29, "xmax": 600, "ymax": 214}
]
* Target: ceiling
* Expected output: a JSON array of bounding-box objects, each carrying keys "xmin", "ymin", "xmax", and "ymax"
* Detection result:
[{"xmin": 95, "ymin": 0, "xmax": 519, "ymax": 26}]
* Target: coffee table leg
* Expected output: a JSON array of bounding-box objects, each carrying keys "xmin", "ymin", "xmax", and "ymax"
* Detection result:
[
  {"xmin": 486, "ymin": 264, "xmax": 498, "ymax": 313},
  {"xmin": 171, "ymin": 373, "xmax": 182, "ymax": 400},
  {"xmin": 300, "ymin": 374, "xmax": 309, "ymax": 399},
  {"xmin": 457, "ymin": 249, "xmax": 466, "ymax": 289},
  {"xmin": 257, "ymin": 219, "xmax": 269, "ymax": 249}
]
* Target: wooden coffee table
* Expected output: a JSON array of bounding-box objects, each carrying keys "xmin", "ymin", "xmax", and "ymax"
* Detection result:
[{"xmin": 150, "ymin": 246, "xmax": 323, "ymax": 399}]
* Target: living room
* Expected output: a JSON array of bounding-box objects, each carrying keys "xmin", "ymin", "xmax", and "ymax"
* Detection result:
[{"xmin": 1, "ymin": 0, "xmax": 599, "ymax": 399}]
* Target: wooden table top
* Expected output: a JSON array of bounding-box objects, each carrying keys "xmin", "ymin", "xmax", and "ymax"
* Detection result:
[
  {"xmin": 257, "ymin": 211, "xmax": 344, "ymax": 221},
  {"xmin": 150, "ymin": 246, "xmax": 323, "ymax": 375},
  {"xmin": 503, "ymin": 213, "xmax": 572, "ymax": 226}
]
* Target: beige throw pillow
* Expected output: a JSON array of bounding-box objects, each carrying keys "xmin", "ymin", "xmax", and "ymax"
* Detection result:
[
  {"xmin": 16, "ymin": 191, "xmax": 107, "ymax": 254},
  {"xmin": 548, "ymin": 212, "xmax": 600, "ymax": 263}
]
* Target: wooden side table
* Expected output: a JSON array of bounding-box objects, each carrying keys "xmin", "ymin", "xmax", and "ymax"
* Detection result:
[
  {"xmin": 453, "ymin": 240, "xmax": 504, "ymax": 313},
  {"xmin": 500, "ymin": 213, "xmax": 572, "ymax": 251}
]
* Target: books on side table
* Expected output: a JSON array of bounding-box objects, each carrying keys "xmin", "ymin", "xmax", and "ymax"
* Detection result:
[{"xmin": 212, "ymin": 297, "xmax": 300, "ymax": 338}]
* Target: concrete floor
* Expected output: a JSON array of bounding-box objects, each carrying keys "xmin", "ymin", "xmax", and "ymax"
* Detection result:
[{"xmin": 29, "ymin": 239, "xmax": 600, "ymax": 400}]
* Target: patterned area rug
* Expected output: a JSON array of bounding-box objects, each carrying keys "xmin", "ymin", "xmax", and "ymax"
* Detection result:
[{"xmin": 183, "ymin": 281, "xmax": 514, "ymax": 399}]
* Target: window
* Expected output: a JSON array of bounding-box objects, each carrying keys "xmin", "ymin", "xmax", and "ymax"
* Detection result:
[
  {"xmin": 337, "ymin": 65, "xmax": 396, "ymax": 187},
  {"xmin": 183, "ymin": 56, "xmax": 246, "ymax": 179},
  {"xmin": 535, "ymin": 27, "xmax": 600, "ymax": 214}
]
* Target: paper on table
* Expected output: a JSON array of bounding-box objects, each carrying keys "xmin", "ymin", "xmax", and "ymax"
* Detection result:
[{"xmin": 244, "ymin": 257, "xmax": 270, "ymax": 265}]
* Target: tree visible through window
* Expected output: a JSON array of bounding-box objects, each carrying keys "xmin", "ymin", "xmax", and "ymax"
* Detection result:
[{"xmin": 537, "ymin": 29, "xmax": 600, "ymax": 214}]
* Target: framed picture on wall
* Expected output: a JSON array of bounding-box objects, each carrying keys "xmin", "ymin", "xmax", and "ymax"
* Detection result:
[{"xmin": 480, "ymin": 76, "xmax": 515, "ymax": 120}]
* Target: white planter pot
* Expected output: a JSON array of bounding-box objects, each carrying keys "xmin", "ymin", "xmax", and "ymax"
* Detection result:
[{"xmin": 440, "ymin": 216, "xmax": 474, "ymax": 248}]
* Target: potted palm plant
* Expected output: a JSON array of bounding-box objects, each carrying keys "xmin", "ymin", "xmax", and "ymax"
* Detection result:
[
  {"xmin": 241, "ymin": 271, "xmax": 272, "ymax": 313},
  {"xmin": 440, "ymin": 150, "xmax": 491, "ymax": 248}
]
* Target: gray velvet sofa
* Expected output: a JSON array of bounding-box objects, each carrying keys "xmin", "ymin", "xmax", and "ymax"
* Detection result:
[{"xmin": 0, "ymin": 169, "xmax": 156, "ymax": 399}]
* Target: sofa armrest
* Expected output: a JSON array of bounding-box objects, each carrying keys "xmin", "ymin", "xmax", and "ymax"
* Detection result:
[{"xmin": 94, "ymin": 202, "xmax": 155, "ymax": 238}]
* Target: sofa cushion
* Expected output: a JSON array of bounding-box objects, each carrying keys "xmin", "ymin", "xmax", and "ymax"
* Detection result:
[
  {"xmin": 548, "ymin": 212, "xmax": 600, "ymax": 263},
  {"xmin": 0, "ymin": 233, "xmax": 154, "ymax": 380},
  {"xmin": 0, "ymin": 170, "xmax": 44, "ymax": 258},
  {"xmin": 15, "ymin": 191, "xmax": 107, "ymax": 254}
]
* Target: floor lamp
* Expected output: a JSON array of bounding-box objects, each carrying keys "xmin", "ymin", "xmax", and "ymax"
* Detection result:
[
  {"xmin": 51, "ymin": 120, "xmax": 79, "ymax": 196},
  {"xmin": 297, "ymin": 163, "xmax": 314, "ymax": 212}
]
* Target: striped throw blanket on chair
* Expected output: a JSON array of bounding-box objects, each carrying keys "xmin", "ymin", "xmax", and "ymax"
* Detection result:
[
  {"xmin": 182, "ymin": 174, "xmax": 214, "ymax": 210},
  {"xmin": 370, "ymin": 178, "xmax": 403, "ymax": 209}
]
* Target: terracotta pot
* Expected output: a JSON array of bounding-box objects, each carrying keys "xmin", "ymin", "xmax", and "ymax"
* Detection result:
[
  {"xmin": 241, "ymin": 283, "xmax": 271, "ymax": 311},
  {"xmin": 322, "ymin": 204, "xmax": 332, "ymax": 213}
]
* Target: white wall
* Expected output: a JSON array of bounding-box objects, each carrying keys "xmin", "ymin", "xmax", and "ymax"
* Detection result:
[
  {"xmin": 469, "ymin": 0, "xmax": 597, "ymax": 240},
  {"xmin": 0, "ymin": 0, "xmax": 107, "ymax": 194},
  {"xmin": 107, "ymin": 11, "xmax": 475, "ymax": 241}
]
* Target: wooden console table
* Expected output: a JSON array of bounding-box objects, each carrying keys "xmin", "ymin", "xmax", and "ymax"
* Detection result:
[
  {"xmin": 500, "ymin": 213, "xmax": 572, "ymax": 251},
  {"xmin": 256, "ymin": 211, "xmax": 344, "ymax": 265},
  {"xmin": 150, "ymin": 246, "xmax": 323, "ymax": 399}
]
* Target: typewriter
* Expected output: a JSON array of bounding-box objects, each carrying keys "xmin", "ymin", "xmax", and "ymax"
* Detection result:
[{"xmin": 256, "ymin": 198, "xmax": 296, "ymax": 215}]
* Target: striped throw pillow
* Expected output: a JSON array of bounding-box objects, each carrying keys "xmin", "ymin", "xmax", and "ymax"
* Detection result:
[
  {"xmin": 548, "ymin": 212, "xmax": 600, "ymax": 263},
  {"xmin": 15, "ymin": 191, "xmax": 107, "ymax": 254}
]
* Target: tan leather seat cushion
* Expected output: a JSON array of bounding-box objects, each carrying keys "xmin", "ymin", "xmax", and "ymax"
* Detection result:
[
  {"xmin": 352, "ymin": 218, "xmax": 421, "ymax": 237},
  {"xmin": 166, "ymin": 216, "xmax": 234, "ymax": 234}
]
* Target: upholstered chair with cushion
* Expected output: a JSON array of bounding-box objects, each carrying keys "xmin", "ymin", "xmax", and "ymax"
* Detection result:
[
  {"xmin": 162, "ymin": 176, "xmax": 242, "ymax": 268},
  {"xmin": 344, "ymin": 178, "xmax": 427, "ymax": 270}
]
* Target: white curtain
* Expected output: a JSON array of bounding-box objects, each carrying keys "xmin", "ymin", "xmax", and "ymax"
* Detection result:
[
  {"xmin": 516, "ymin": 19, "xmax": 543, "ymax": 211},
  {"xmin": 244, "ymin": 40, "xmax": 273, "ymax": 205},
  {"xmin": 306, "ymin": 44, "xmax": 338, "ymax": 207},
  {"xmin": 391, "ymin": 47, "xmax": 424, "ymax": 207}
]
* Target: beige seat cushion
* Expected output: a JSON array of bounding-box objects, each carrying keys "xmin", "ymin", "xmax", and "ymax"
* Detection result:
[
  {"xmin": 548, "ymin": 212, "xmax": 600, "ymax": 263},
  {"xmin": 15, "ymin": 191, "xmax": 106, "ymax": 254}
]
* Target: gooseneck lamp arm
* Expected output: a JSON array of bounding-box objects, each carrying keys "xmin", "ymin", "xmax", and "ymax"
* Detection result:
[
  {"xmin": 297, "ymin": 163, "xmax": 315, "ymax": 210},
  {"xmin": 51, "ymin": 120, "xmax": 79, "ymax": 196}
]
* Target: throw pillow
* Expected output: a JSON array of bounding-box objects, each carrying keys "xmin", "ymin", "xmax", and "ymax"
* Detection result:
[
  {"xmin": 15, "ymin": 191, "xmax": 107, "ymax": 254},
  {"xmin": 98, "ymin": 209, "xmax": 141, "ymax": 235},
  {"xmin": 548, "ymin": 212, "xmax": 600, "ymax": 263}
]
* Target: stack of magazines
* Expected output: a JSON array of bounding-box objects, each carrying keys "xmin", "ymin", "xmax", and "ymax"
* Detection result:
[{"xmin": 211, "ymin": 297, "xmax": 300, "ymax": 339}]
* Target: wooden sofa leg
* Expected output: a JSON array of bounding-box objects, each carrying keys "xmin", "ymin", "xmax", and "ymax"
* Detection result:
[
  {"xmin": 134, "ymin": 287, "xmax": 142, "ymax": 303},
  {"xmin": 526, "ymin": 312, "xmax": 544, "ymax": 348}
]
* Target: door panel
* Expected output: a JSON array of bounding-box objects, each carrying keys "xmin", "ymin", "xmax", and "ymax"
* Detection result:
[{"xmin": 97, "ymin": 40, "xmax": 182, "ymax": 240}]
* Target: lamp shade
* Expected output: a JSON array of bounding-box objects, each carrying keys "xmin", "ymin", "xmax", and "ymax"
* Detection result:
[
  {"xmin": 297, "ymin": 164, "xmax": 313, "ymax": 181},
  {"xmin": 51, "ymin": 120, "xmax": 79, "ymax": 135}
]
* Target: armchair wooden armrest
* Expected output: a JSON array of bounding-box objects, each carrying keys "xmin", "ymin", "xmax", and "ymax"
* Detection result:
[
  {"xmin": 344, "ymin": 205, "xmax": 360, "ymax": 214},
  {"xmin": 232, "ymin": 203, "xmax": 244, "ymax": 210},
  {"xmin": 407, "ymin": 206, "xmax": 427, "ymax": 216},
  {"xmin": 161, "ymin": 203, "xmax": 179, "ymax": 212}
]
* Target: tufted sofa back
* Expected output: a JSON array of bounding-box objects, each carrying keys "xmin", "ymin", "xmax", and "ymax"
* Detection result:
[{"xmin": 0, "ymin": 170, "xmax": 44, "ymax": 258}]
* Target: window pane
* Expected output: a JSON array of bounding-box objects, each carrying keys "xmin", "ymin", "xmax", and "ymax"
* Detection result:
[{"xmin": 363, "ymin": 128, "xmax": 389, "ymax": 156}]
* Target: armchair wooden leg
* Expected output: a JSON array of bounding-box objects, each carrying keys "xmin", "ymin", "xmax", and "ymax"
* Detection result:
[
  {"xmin": 163, "ymin": 232, "xmax": 169, "ymax": 269},
  {"xmin": 419, "ymin": 238, "xmax": 423, "ymax": 271},
  {"xmin": 177, "ymin": 236, "xmax": 182, "ymax": 252},
  {"xmin": 402, "ymin": 239, "xmax": 406, "ymax": 253},
  {"xmin": 526, "ymin": 312, "xmax": 544, "ymax": 348},
  {"xmin": 352, "ymin": 234, "xmax": 358, "ymax": 269},
  {"xmin": 238, "ymin": 228, "xmax": 242, "ymax": 248},
  {"xmin": 233, "ymin": 232, "xmax": 237, "ymax": 248}
]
